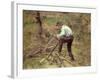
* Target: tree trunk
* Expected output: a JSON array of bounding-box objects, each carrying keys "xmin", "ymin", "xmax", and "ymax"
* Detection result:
[{"xmin": 36, "ymin": 11, "xmax": 43, "ymax": 38}]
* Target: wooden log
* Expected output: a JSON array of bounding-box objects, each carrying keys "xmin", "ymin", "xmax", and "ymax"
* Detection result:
[
  {"xmin": 25, "ymin": 36, "xmax": 55, "ymax": 58},
  {"xmin": 26, "ymin": 48, "xmax": 43, "ymax": 58}
]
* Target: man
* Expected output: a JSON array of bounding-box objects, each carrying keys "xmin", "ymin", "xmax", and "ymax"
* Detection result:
[{"xmin": 55, "ymin": 22, "xmax": 75, "ymax": 61}]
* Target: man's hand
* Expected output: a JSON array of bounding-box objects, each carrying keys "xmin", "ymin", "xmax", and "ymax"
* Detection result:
[{"xmin": 57, "ymin": 35, "xmax": 60, "ymax": 39}]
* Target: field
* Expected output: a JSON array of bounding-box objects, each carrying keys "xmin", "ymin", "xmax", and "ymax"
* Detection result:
[{"xmin": 23, "ymin": 10, "xmax": 91, "ymax": 69}]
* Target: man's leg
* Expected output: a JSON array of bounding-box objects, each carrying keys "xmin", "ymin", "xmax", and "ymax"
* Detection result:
[
  {"xmin": 67, "ymin": 39, "xmax": 75, "ymax": 61},
  {"xmin": 58, "ymin": 40, "xmax": 63, "ymax": 54}
]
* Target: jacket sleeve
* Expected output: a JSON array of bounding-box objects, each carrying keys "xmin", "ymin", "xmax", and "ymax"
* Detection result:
[{"xmin": 57, "ymin": 28, "xmax": 65, "ymax": 37}]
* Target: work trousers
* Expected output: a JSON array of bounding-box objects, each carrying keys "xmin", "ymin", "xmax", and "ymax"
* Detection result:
[{"xmin": 58, "ymin": 35, "xmax": 74, "ymax": 60}]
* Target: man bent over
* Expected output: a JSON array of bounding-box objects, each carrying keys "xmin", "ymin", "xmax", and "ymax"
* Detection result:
[{"xmin": 55, "ymin": 22, "xmax": 75, "ymax": 61}]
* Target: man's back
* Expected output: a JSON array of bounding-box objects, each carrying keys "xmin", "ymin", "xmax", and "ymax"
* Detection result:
[{"xmin": 59, "ymin": 25, "xmax": 73, "ymax": 37}]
